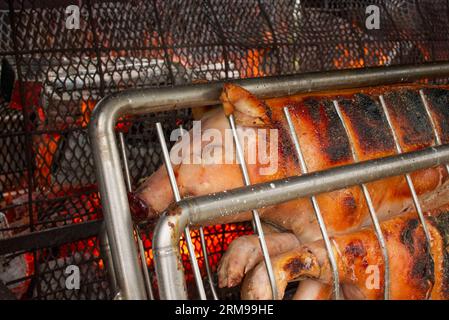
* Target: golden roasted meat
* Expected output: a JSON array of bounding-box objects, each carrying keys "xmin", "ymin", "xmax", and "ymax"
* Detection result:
[
  {"xmin": 242, "ymin": 206, "xmax": 449, "ymax": 300},
  {"xmin": 135, "ymin": 84, "xmax": 449, "ymax": 228},
  {"xmin": 132, "ymin": 83, "xmax": 449, "ymax": 289}
]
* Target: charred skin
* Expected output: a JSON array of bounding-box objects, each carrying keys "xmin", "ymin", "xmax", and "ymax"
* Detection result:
[
  {"xmin": 134, "ymin": 83, "xmax": 449, "ymax": 233},
  {"xmin": 264, "ymin": 85, "xmax": 448, "ymax": 235},
  {"xmin": 132, "ymin": 84, "xmax": 449, "ymax": 289},
  {"xmin": 421, "ymin": 88, "xmax": 449, "ymax": 144},
  {"xmin": 242, "ymin": 207, "xmax": 449, "ymax": 300}
]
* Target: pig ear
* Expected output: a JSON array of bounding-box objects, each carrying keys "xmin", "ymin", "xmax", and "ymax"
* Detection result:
[{"xmin": 220, "ymin": 83, "xmax": 271, "ymax": 126}]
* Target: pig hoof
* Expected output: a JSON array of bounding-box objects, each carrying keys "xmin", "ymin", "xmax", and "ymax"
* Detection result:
[
  {"xmin": 241, "ymin": 261, "xmax": 274, "ymax": 300},
  {"xmin": 217, "ymin": 236, "xmax": 260, "ymax": 288}
]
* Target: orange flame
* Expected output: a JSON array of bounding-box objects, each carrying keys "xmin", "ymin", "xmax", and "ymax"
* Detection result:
[
  {"xmin": 79, "ymin": 99, "xmax": 97, "ymax": 127},
  {"xmin": 245, "ymin": 49, "xmax": 266, "ymax": 78}
]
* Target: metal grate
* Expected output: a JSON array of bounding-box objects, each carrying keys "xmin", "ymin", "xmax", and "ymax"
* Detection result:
[
  {"xmin": 1, "ymin": 0, "xmax": 449, "ymax": 299},
  {"xmin": 141, "ymin": 74, "xmax": 449, "ymax": 300}
]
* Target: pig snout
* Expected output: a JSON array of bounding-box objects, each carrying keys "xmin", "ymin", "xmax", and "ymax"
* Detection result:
[{"xmin": 127, "ymin": 191, "xmax": 158, "ymax": 224}]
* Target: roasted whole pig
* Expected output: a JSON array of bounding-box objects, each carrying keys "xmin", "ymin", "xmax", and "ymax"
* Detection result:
[
  {"xmin": 131, "ymin": 83, "xmax": 449, "ymax": 297},
  {"xmin": 242, "ymin": 205, "xmax": 449, "ymax": 300}
]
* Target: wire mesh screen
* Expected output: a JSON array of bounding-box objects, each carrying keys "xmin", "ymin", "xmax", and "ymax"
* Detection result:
[{"xmin": 0, "ymin": 0, "xmax": 449, "ymax": 300}]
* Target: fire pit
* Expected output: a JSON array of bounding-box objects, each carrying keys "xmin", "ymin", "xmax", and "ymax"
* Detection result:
[{"xmin": 1, "ymin": 0, "xmax": 449, "ymax": 300}]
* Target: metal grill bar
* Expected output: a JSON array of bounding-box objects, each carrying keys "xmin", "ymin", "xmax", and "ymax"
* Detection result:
[
  {"xmin": 228, "ymin": 114, "xmax": 279, "ymax": 300},
  {"xmin": 282, "ymin": 107, "xmax": 340, "ymax": 299},
  {"xmin": 90, "ymin": 62, "xmax": 449, "ymax": 299},
  {"xmin": 419, "ymin": 89, "xmax": 449, "ymax": 175},
  {"xmin": 118, "ymin": 132, "xmax": 154, "ymax": 300},
  {"xmin": 175, "ymin": 124, "xmax": 219, "ymax": 300},
  {"xmin": 332, "ymin": 101, "xmax": 390, "ymax": 300},
  {"xmin": 99, "ymin": 230, "xmax": 119, "ymax": 298},
  {"xmin": 199, "ymin": 226, "xmax": 219, "ymax": 300},
  {"xmin": 155, "ymin": 123, "xmax": 207, "ymax": 300},
  {"xmin": 379, "ymin": 95, "xmax": 434, "ymax": 268},
  {"xmin": 118, "ymin": 132, "xmax": 133, "ymax": 192}
]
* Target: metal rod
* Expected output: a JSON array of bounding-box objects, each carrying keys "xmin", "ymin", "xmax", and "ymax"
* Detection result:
[
  {"xmin": 89, "ymin": 62, "xmax": 449, "ymax": 299},
  {"xmin": 176, "ymin": 123, "xmax": 219, "ymax": 300},
  {"xmin": 332, "ymin": 101, "xmax": 390, "ymax": 300},
  {"xmin": 135, "ymin": 226, "xmax": 154, "ymax": 300},
  {"xmin": 155, "ymin": 124, "xmax": 181, "ymax": 202},
  {"xmin": 118, "ymin": 132, "xmax": 154, "ymax": 300},
  {"xmin": 99, "ymin": 229, "xmax": 119, "ymax": 296},
  {"xmin": 199, "ymin": 227, "xmax": 219, "ymax": 300},
  {"xmin": 155, "ymin": 122, "xmax": 207, "ymax": 300},
  {"xmin": 379, "ymin": 95, "xmax": 434, "ymax": 261},
  {"xmin": 176, "ymin": 124, "xmax": 219, "ymax": 300},
  {"xmin": 118, "ymin": 132, "xmax": 132, "ymax": 191},
  {"xmin": 228, "ymin": 114, "xmax": 279, "ymax": 300},
  {"xmin": 282, "ymin": 107, "xmax": 340, "ymax": 300},
  {"xmin": 419, "ymin": 89, "xmax": 449, "ymax": 174},
  {"xmin": 153, "ymin": 213, "xmax": 188, "ymax": 299}
]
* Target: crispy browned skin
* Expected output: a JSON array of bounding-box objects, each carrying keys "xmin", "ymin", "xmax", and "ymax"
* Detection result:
[
  {"xmin": 242, "ymin": 206, "xmax": 449, "ymax": 300},
  {"xmin": 228, "ymin": 84, "xmax": 449, "ymax": 235},
  {"xmin": 133, "ymin": 83, "xmax": 449, "ymax": 289},
  {"xmin": 214, "ymin": 84, "xmax": 449, "ymax": 288},
  {"xmin": 422, "ymin": 88, "xmax": 449, "ymax": 144},
  {"xmin": 135, "ymin": 84, "xmax": 449, "ymax": 231}
]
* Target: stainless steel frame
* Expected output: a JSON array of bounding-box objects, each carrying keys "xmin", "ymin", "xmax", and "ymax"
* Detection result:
[{"xmin": 89, "ymin": 62, "xmax": 449, "ymax": 300}]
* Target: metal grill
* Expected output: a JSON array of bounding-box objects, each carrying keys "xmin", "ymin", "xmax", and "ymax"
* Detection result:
[
  {"xmin": 90, "ymin": 63, "xmax": 449, "ymax": 300},
  {"xmin": 1, "ymin": 0, "xmax": 449, "ymax": 299}
]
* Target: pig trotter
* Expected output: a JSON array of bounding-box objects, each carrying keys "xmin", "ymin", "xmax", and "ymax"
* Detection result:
[
  {"xmin": 218, "ymin": 235, "xmax": 262, "ymax": 288},
  {"xmin": 218, "ymin": 232, "xmax": 300, "ymax": 288},
  {"xmin": 241, "ymin": 247, "xmax": 321, "ymax": 300}
]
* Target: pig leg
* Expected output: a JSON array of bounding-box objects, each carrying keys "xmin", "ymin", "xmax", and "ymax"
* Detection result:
[
  {"xmin": 292, "ymin": 280, "xmax": 333, "ymax": 300},
  {"xmin": 218, "ymin": 231, "xmax": 300, "ymax": 288},
  {"xmin": 241, "ymin": 243, "xmax": 324, "ymax": 300},
  {"xmin": 241, "ymin": 210, "xmax": 440, "ymax": 300}
]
